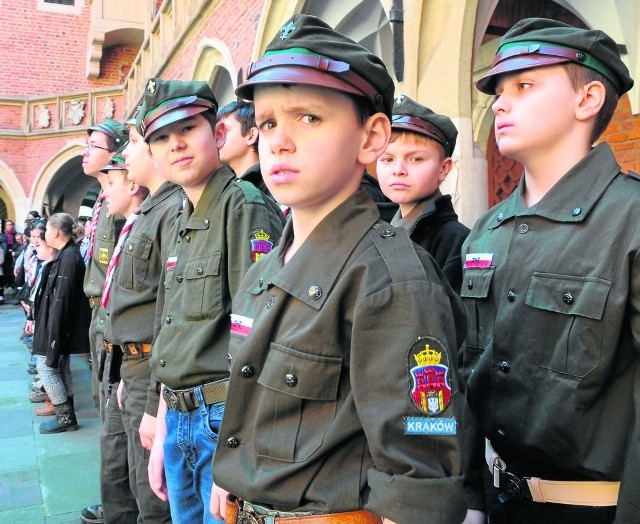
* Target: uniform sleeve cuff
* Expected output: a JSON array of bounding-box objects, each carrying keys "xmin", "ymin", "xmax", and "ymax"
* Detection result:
[{"xmin": 366, "ymin": 468, "xmax": 467, "ymax": 523}]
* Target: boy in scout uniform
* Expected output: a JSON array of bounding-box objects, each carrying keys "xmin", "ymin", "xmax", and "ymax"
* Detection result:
[
  {"xmin": 376, "ymin": 95, "xmax": 469, "ymax": 293},
  {"xmin": 100, "ymin": 134, "xmax": 177, "ymax": 522},
  {"xmin": 80, "ymin": 119, "xmax": 139, "ymax": 524},
  {"xmin": 217, "ymin": 100, "xmax": 271, "ymax": 197},
  {"xmin": 142, "ymin": 78, "xmax": 285, "ymax": 524},
  {"xmin": 210, "ymin": 14, "xmax": 467, "ymax": 524},
  {"xmin": 460, "ymin": 18, "xmax": 639, "ymax": 523}
]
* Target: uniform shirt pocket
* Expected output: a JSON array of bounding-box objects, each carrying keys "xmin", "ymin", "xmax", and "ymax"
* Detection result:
[
  {"xmin": 460, "ymin": 267, "xmax": 495, "ymax": 379},
  {"xmin": 119, "ymin": 235, "xmax": 152, "ymax": 291},
  {"xmin": 182, "ymin": 252, "xmax": 222, "ymax": 320},
  {"xmin": 524, "ymin": 272, "xmax": 611, "ymax": 377},
  {"xmin": 254, "ymin": 343, "xmax": 342, "ymax": 463}
]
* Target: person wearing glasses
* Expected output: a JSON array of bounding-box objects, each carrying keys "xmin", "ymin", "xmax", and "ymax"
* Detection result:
[{"xmin": 79, "ymin": 119, "xmax": 139, "ymax": 524}]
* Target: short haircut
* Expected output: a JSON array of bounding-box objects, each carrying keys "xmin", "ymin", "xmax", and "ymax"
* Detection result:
[
  {"xmin": 389, "ymin": 129, "xmax": 447, "ymax": 159},
  {"xmin": 218, "ymin": 100, "xmax": 257, "ymax": 136},
  {"xmin": 218, "ymin": 101, "xmax": 259, "ymax": 153},
  {"xmin": 562, "ymin": 63, "xmax": 619, "ymax": 144}
]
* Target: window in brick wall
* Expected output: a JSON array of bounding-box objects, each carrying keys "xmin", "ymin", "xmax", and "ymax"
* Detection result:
[{"xmin": 44, "ymin": 0, "xmax": 75, "ymax": 4}]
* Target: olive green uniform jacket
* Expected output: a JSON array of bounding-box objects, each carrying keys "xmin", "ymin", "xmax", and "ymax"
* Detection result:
[
  {"xmin": 151, "ymin": 165, "xmax": 285, "ymax": 390},
  {"xmin": 459, "ymin": 144, "xmax": 640, "ymax": 521},
  {"xmin": 103, "ymin": 181, "xmax": 184, "ymax": 415},
  {"xmin": 214, "ymin": 190, "xmax": 467, "ymax": 523}
]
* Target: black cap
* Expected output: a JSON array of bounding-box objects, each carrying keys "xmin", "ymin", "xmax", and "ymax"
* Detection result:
[
  {"xmin": 236, "ymin": 14, "xmax": 395, "ymax": 118},
  {"xmin": 141, "ymin": 78, "xmax": 218, "ymax": 141},
  {"xmin": 87, "ymin": 118, "xmax": 129, "ymax": 149},
  {"xmin": 392, "ymin": 94, "xmax": 458, "ymax": 157},
  {"xmin": 477, "ymin": 17, "xmax": 634, "ymax": 95}
]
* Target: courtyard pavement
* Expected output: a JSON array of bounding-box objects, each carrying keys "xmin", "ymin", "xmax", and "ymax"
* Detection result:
[{"xmin": 0, "ymin": 301, "xmax": 101, "ymax": 523}]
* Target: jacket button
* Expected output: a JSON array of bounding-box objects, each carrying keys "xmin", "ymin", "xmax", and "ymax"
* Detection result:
[
  {"xmin": 571, "ymin": 207, "xmax": 582, "ymax": 216},
  {"xmin": 176, "ymin": 275, "xmax": 183, "ymax": 283},
  {"xmin": 165, "ymin": 316, "xmax": 172, "ymax": 324},
  {"xmin": 266, "ymin": 296, "xmax": 276, "ymax": 309},
  {"xmin": 308, "ymin": 285, "xmax": 322, "ymax": 299},
  {"xmin": 258, "ymin": 277, "xmax": 264, "ymax": 287},
  {"xmin": 185, "ymin": 236, "xmax": 191, "ymax": 243},
  {"xmin": 227, "ymin": 437, "xmax": 240, "ymax": 448},
  {"xmin": 507, "ymin": 291, "xmax": 515, "ymax": 302},
  {"xmin": 196, "ymin": 267, "xmax": 204, "ymax": 275},
  {"xmin": 284, "ymin": 373, "xmax": 298, "ymax": 387},
  {"xmin": 517, "ymin": 223, "xmax": 529, "ymax": 234},
  {"xmin": 241, "ymin": 365, "xmax": 255, "ymax": 378},
  {"xmin": 381, "ymin": 229, "xmax": 395, "ymax": 238},
  {"xmin": 563, "ymin": 293, "xmax": 574, "ymax": 305},
  {"xmin": 159, "ymin": 359, "xmax": 166, "ymax": 367},
  {"xmin": 467, "ymin": 279, "xmax": 473, "ymax": 290},
  {"xmin": 498, "ymin": 427, "xmax": 506, "ymax": 436},
  {"xmin": 496, "ymin": 212, "xmax": 504, "ymax": 222},
  {"xmin": 204, "ymin": 218, "xmax": 210, "ymax": 227},
  {"xmin": 498, "ymin": 360, "xmax": 510, "ymax": 373}
]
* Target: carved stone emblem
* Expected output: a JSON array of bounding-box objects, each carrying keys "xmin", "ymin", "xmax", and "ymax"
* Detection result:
[
  {"xmin": 36, "ymin": 105, "xmax": 51, "ymax": 129},
  {"xmin": 67, "ymin": 99, "xmax": 85, "ymax": 126},
  {"xmin": 102, "ymin": 98, "xmax": 115, "ymax": 120}
]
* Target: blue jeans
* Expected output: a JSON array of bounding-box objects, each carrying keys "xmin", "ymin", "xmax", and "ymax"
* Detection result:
[{"xmin": 164, "ymin": 388, "xmax": 224, "ymax": 524}]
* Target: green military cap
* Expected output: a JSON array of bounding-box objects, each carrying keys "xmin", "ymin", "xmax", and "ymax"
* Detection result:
[
  {"xmin": 87, "ymin": 118, "xmax": 129, "ymax": 148},
  {"xmin": 477, "ymin": 17, "xmax": 633, "ymax": 96},
  {"xmin": 125, "ymin": 103, "xmax": 145, "ymax": 136},
  {"xmin": 141, "ymin": 78, "xmax": 218, "ymax": 141},
  {"xmin": 236, "ymin": 14, "xmax": 395, "ymax": 118},
  {"xmin": 100, "ymin": 152, "xmax": 127, "ymax": 174},
  {"xmin": 392, "ymin": 94, "xmax": 458, "ymax": 157}
]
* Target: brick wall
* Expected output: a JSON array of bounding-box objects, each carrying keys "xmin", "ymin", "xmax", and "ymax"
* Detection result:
[
  {"xmin": 163, "ymin": 0, "xmax": 262, "ymax": 81},
  {"xmin": 0, "ymin": 3, "xmax": 134, "ymax": 96},
  {"xmin": 601, "ymin": 94, "xmax": 640, "ymax": 174}
]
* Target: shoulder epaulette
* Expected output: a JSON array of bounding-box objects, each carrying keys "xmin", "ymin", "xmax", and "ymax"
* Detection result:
[
  {"xmin": 627, "ymin": 170, "xmax": 640, "ymax": 182},
  {"xmin": 234, "ymin": 178, "xmax": 265, "ymax": 205}
]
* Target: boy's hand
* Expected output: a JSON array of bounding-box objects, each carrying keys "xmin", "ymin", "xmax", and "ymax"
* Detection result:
[
  {"xmin": 209, "ymin": 484, "xmax": 228, "ymax": 520},
  {"xmin": 116, "ymin": 381, "xmax": 124, "ymax": 409},
  {"xmin": 24, "ymin": 320, "xmax": 34, "ymax": 335},
  {"xmin": 148, "ymin": 435, "xmax": 168, "ymax": 501},
  {"xmin": 139, "ymin": 413, "xmax": 156, "ymax": 450},
  {"xmin": 462, "ymin": 509, "xmax": 486, "ymax": 524}
]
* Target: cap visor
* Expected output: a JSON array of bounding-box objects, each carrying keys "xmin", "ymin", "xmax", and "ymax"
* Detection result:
[
  {"xmin": 476, "ymin": 55, "xmax": 570, "ymax": 94},
  {"xmin": 144, "ymin": 105, "xmax": 210, "ymax": 141},
  {"xmin": 236, "ymin": 66, "xmax": 365, "ymax": 101}
]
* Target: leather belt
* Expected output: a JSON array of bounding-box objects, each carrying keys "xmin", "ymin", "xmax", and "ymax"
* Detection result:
[
  {"xmin": 102, "ymin": 340, "xmax": 152, "ymax": 358},
  {"xmin": 88, "ymin": 296, "xmax": 101, "ymax": 309},
  {"xmin": 226, "ymin": 496, "xmax": 382, "ymax": 524},
  {"xmin": 163, "ymin": 379, "xmax": 228, "ymax": 412},
  {"xmin": 485, "ymin": 439, "xmax": 619, "ymax": 506}
]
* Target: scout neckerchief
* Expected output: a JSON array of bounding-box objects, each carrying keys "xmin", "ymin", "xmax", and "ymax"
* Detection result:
[
  {"xmin": 88, "ymin": 191, "xmax": 104, "ymax": 259},
  {"xmin": 100, "ymin": 209, "xmax": 140, "ymax": 308}
]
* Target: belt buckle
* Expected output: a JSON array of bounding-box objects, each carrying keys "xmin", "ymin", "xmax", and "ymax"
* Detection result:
[
  {"xmin": 237, "ymin": 507, "xmax": 265, "ymax": 524},
  {"xmin": 500, "ymin": 469, "xmax": 531, "ymax": 500},
  {"xmin": 165, "ymin": 389, "xmax": 180, "ymax": 411}
]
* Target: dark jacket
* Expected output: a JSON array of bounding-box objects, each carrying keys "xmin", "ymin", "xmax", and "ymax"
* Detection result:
[
  {"xmin": 391, "ymin": 191, "xmax": 469, "ymax": 293},
  {"xmin": 33, "ymin": 240, "xmax": 91, "ymax": 367}
]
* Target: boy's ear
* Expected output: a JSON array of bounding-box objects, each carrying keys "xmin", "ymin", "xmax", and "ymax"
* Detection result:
[
  {"xmin": 358, "ymin": 113, "xmax": 391, "ymax": 166},
  {"xmin": 246, "ymin": 126, "xmax": 259, "ymax": 146},
  {"xmin": 438, "ymin": 157, "xmax": 453, "ymax": 185},
  {"xmin": 214, "ymin": 120, "xmax": 227, "ymax": 151},
  {"xmin": 575, "ymin": 80, "xmax": 606, "ymax": 122},
  {"xmin": 127, "ymin": 179, "xmax": 140, "ymax": 196}
]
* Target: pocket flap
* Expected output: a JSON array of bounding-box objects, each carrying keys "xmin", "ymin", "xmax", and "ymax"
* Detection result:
[
  {"xmin": 526, "ymin": 273, "xmax": 611, "ymax": 320},
  {"xmin": 258, "ymin": 344, "xmax": 342, "ymax": 401},
  {"xmin": 183, "ymin": 252, "xmax": 221, "ymax": 279},
  {"xmin": 460, "ymin": 267, "xmax": 494, "ymax": 299},
  {"xmin": 124, "ymin": 235, "xmax": 152, "ymax": 260}
]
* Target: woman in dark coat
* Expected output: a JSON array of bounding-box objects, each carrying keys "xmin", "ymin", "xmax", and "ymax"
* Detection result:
[{"xmin": 30, "ymin": 213, "xmax": 90, "ymax": 433}]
